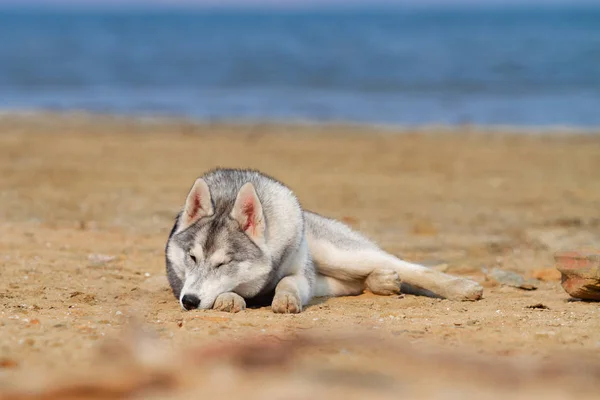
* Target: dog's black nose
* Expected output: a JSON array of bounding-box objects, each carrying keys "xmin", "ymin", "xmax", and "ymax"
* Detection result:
[{"xmin": 181, "ymin": 294, "xmax": 200, "ymax": 310}]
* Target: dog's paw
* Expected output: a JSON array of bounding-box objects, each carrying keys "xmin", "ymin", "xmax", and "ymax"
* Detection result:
[
  {"xmin": 271, "ymin": 291, "xmax": 302, "ymax": 314},
  {"xmin": 213, "ymin": 292, "xmax": 246, "ymax": 313},
  {"xmin": 445, "ymin": 279, "xmax": 484, "ymax": 301},
  {"xmin": 366, "ymin": 268, "xmax": 401, "ymax": 295}
]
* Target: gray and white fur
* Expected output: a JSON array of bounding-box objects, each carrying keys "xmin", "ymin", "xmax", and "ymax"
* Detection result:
[{"xmin": 165, "ymin": 168, "xmax": 483, "ymax": 313}]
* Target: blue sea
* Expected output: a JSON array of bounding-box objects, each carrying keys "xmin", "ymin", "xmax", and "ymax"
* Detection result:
[{"xmin": 0, "ymin": 6, "xmax": 599, "ymax": 127}]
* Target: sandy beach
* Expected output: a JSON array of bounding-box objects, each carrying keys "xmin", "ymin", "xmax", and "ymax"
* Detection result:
[{"xmin": 1, "ymin": 114, "xmax": 599, "ymax": 399}]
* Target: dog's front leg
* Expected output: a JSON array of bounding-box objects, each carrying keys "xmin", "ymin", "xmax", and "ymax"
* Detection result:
[
  {"xmin": 271, "ymin": 274, "xmax": 312, "ymax": 314},
  {"xmin": 213, "ymin": 292, "xmax": 246, "ymax": 313}
]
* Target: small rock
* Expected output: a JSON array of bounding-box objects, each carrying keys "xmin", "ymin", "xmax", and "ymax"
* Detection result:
[
  {"xmin": 526, "ymin": 303, "xmax": 549, "ymax": 310},
  {"xmin": 483, "ymin": 268, "xmax": 539, "ymax": 290},
  {"xmin": 555, "ymin": 250, "xmax": 600, "ymax": 301}
]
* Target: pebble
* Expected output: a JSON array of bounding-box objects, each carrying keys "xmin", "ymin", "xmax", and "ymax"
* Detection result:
[
  {"xmin": 483, "ymin": 267, "xmax": 539, "ymax": 290},
  {"xmin": 555, "ymin": 250, "xmax": 600, "ymax": 301}
]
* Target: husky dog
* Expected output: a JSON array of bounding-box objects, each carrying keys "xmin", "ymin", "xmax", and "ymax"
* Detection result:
[{"xmin": 165, "ymin": 168, "xmax": 483, "ymax": 313}]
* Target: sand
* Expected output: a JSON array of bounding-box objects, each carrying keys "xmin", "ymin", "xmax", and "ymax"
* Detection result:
[{"xmin": 0, "ymin": 114, "xmax": 599, "ymax": 399}]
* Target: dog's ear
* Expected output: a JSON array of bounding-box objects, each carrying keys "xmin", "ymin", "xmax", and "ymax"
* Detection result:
[
  {"xmin": 231, "ymin": 182, "xmax": 265, "ymax": 242},
  {"xmin": 177, "ymin": 178, "xmax": 213, "ymax": 232}
]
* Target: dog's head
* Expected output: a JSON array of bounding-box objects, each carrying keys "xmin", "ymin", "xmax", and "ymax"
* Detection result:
[{"xmin": 165, "ymin": 178, "xmax": 271, "ymax": 310}]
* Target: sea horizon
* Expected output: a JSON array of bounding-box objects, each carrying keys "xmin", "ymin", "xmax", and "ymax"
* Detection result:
[{"xmin": 1, "ymin": 6, "xmax": 599, "ymax": 130}]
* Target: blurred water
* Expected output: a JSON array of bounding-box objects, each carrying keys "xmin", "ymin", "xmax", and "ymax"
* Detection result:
[{"xmin": 0, "ymin": 7, "xmax": 599, "ymax": 127}]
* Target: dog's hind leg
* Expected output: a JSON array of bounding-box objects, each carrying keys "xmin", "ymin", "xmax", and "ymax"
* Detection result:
[
  {"xmin": 305, "ymin": 211, "xmax": 483, "ymax": 301},
  {"xmin": 364, "ymin": 268, "xmax": 402, "ymax": 295},
  {"xmin": 313, "ymin": 270, "xmax": 402, "ymax": 297},
  {"xmin": 313, "ymin": 274, "xmax": 365, "ymax": 297}
]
